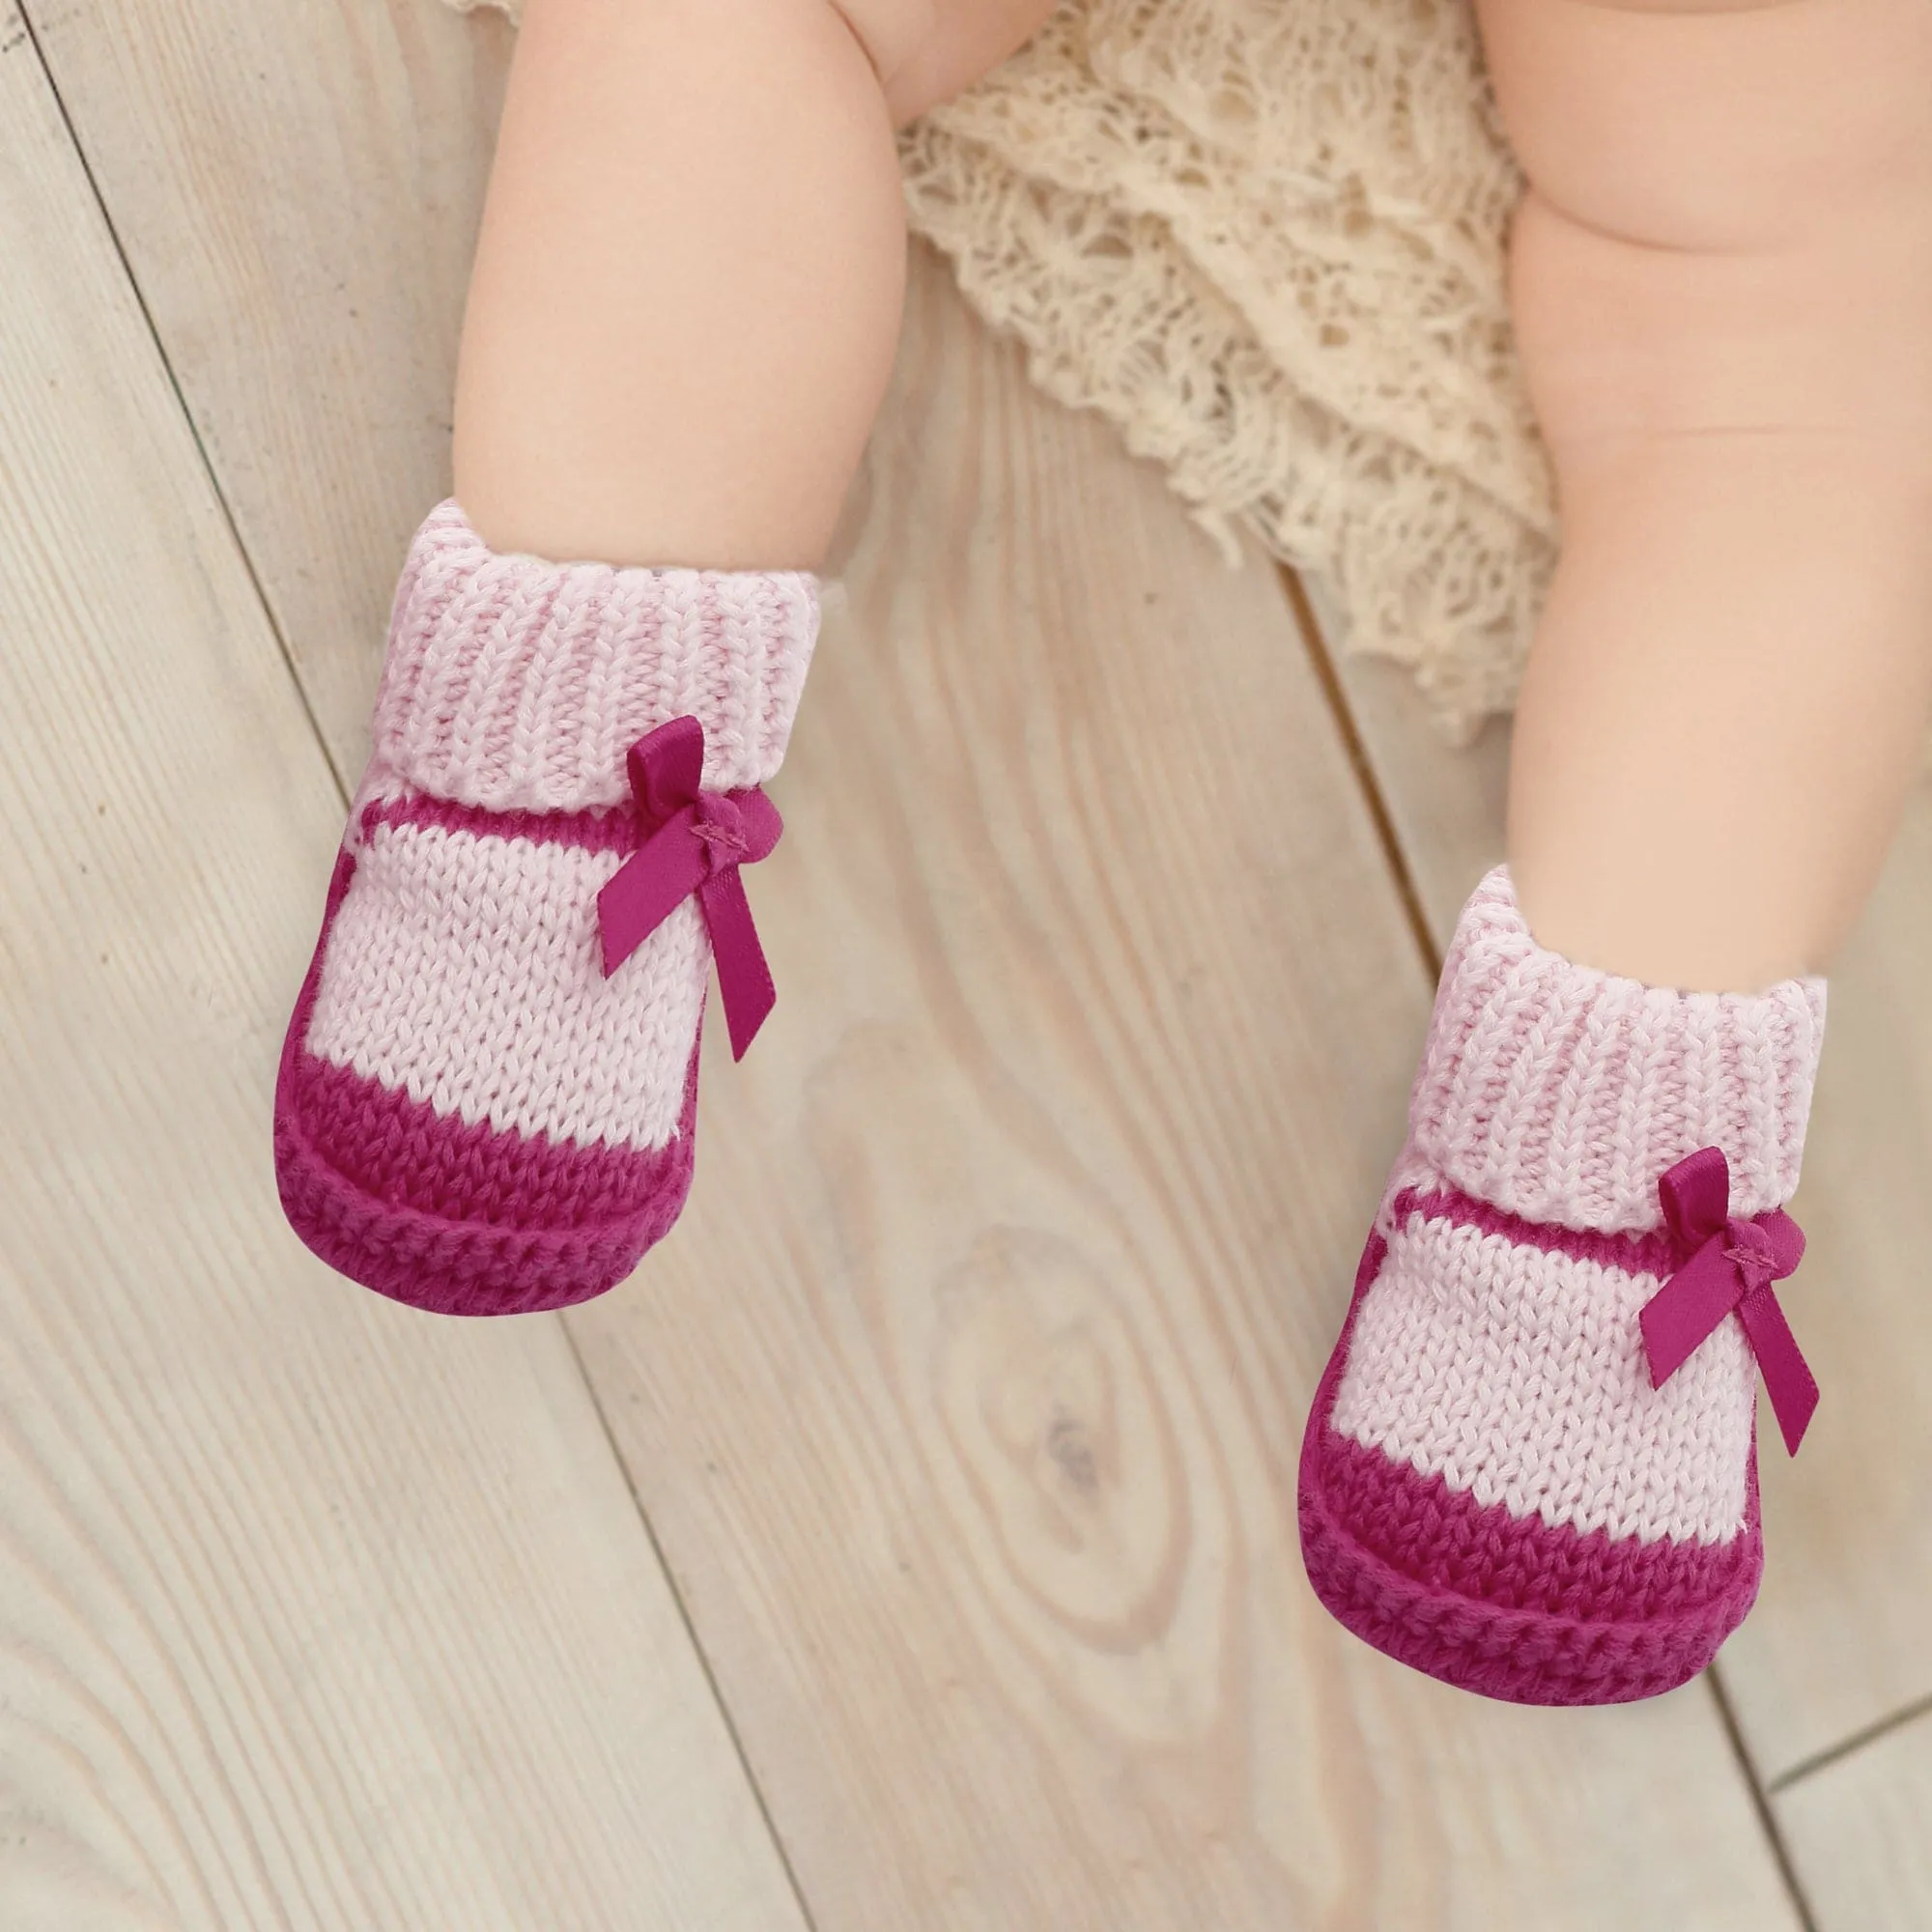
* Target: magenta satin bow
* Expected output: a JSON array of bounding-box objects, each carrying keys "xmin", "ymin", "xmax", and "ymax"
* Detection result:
[
  {"xmin": 596, "ymin": 716, "xmax": 782, "ymax": 1062},
  {"xmin": 1639, "ymin": 1146, "xmax": 1817, "ymax": 1456}
]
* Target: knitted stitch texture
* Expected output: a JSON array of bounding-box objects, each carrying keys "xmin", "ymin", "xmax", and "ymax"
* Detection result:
[
  {"xmin": 1298, "ymin": 866, "xmax": 1828, "ymax": 1705},
  {"xmin": 273, "ymin": 501, "xmax": 819, "ymax": 1315}
]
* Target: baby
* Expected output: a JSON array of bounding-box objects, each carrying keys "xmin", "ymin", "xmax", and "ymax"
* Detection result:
[{"xmin": 271, "ymin": 0, "xmax": 1932, "ymax": 1706}]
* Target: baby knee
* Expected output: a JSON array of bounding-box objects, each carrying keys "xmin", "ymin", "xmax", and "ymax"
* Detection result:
[{"xmin": 1477, "ymin": 0, "xmax": 1932, "ymax": 250}]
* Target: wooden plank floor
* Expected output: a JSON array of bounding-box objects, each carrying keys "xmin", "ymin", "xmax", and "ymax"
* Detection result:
[{"xmin": 5, "ymin": 0, "xmax": 1926, "ymax": 1921}]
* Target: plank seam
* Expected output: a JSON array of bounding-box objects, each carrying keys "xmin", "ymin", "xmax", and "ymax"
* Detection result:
[
  {"xmin": 556, "ymin": 1319, "xmax": 823, "ymax": 1932},
  {"xmin": 1276, "ymin": 562, "xmax": 1442, "ymax": 983},
  {"xmin": 1707, "ymin": 1657, "xmax": 1823, "ymax": 1926},
  {"xmin": 1766, "ymin": 1690, "xmax": 1932, "ymax": 1797},
  {"xmin": 14, "ymin": 0, "xmax": 351, "ymax": 811}
]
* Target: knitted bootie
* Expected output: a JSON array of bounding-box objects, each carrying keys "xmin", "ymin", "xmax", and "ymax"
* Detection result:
[
  {"xmin": 273, "ymin": 502, "xmax": 818, "ymax": 1316},
  {"xmin": 1298, "ymin": 866, "xmax": 1829, "ymax": 1705}
]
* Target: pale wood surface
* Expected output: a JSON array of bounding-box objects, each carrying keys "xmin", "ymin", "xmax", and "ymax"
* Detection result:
[
  {"xmin": 0, "ymin": 26, "xmax": 804, "ymax": 1931},
  {"xmin": 1777, "ymin": 1710, "xmax": 1932, "ymax": 1930},
  {"xmin": 14, "ymin": 0, "xmax": 1931, "ymax": 1914},
  {"xmin": 1323, "ymin": 581, "xmax": 1932, "ymax": 1785},
  {"xmin": 28, "ymin": 0, "xmax": 517, "ymax": 785}
]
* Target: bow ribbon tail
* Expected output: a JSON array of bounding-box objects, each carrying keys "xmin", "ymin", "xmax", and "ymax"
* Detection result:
[
  {"xmin": 1640, "ymin": 1237, "xmax": 1747, "ymax": 1388},
  {"xmin": 598, "ymin": 811, "xmax": 707, "ymax": 978},
  {"xmin": 1737, "ymin": 1285, "xmax": 1820, "ymax": 1456},
  {"xmin": 698, "ymin": 867, "xmax": 777, "ymax": 1061}
]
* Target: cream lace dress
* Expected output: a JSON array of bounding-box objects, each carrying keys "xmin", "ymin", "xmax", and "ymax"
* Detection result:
[{"xmin": 445, "ymin": 0, "xmax": 1549, "ymax": 746}]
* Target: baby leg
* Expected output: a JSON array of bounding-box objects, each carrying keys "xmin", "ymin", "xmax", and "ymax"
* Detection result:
[
  {"xmin": 452, "ymin": 0, "xmax": 907, "ymax": 571},
  {"xmin": 450, "ymin": 0, "xmax": 1052, "ymax": 574},
  {"xmin": 1480, "ymin": 0, "xmax": 1932, "ymax": 991},
  {"xmin": 1298, "ymin": 0, "xmax": 1929, "ymax": 1701},
  {"xmin": 275, "ymin": 0, "xmax": 1056, "ymax": 1311}
]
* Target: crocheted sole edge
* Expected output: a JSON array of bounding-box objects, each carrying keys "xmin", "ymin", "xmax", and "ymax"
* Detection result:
[
  {"xmin": 272, "ymin": 849, "xmax": 696, "ymax": 1317},
  {"xmin": 1296, "ymin": 1228, "xmax": 1761, "ymax": 1707}
]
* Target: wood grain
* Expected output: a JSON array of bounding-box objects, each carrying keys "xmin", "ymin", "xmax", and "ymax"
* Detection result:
[
  {"xmin": 0, "ymin": 24, "xmax": 804, "ymax": 1929},
  {"xmin": 1322, "ymin": 554, "xmax": 1932, "ymax": 1785},
  {"xmin": 557, "ymin": 245, "xmax": 1809, "ymax": 1931},
  {"xmin": 1776, "ymin": 1709, "xmax": 1932, "ymax": 1929},
  {"xmin": 27, "ymin": 0, "xmax": 515, "ymax": 784}
]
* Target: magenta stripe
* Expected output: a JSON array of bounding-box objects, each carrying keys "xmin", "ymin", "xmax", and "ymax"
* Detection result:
[
  {"xmin": 292, "ymin": 1050, "xmax": 688, "ymax": 1229},
  {"xmin": 359, "ymin": 789, "xmax": 644, "ymax": 856},
  {"xmin": 1310, "ymin": 1428, "xmax": 1756, "ymax": 1621},
  {"xmin": 1390, "ymin": 1184, "xmax": 1684, "ymax": 1279}
]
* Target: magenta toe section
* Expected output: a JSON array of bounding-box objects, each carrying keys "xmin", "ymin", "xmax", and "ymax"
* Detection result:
[
  {"xmin": 1296, "ymin": 1231, "xmax": 1763, "ymax": 1706},
  {"xmin": 1298, "ymin": 1432, "xmax": 1761, "ymax": 1705},
  {"xmin": 274, "ymin": 1052, "xmax": 696, "ymax": 1318},
  {"xmin": 291, "ymin": 1051, "xmax": 695, "ymax": 1235},
  {"xmin": 272, "ymin": 848, "xmax": 696, "ymax": 1316}
]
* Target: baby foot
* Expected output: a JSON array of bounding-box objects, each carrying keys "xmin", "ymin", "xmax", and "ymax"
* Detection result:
[
  {"xmin": 273, "ymin": 502, "xmax": 818, "ymax": 1315},
  {"xmin": 1298, "ymin": 867, "xmax": 1828, "ymax": 1704}
]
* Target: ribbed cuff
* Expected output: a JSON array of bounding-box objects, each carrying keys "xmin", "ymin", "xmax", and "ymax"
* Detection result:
[
  {"xmin": 366, "ymin": 500, "xmax": 820, "ymax": 811},
  {"xmin": 1393, "ymin": 867, "xmax": 1829, "ymax": 1231}
]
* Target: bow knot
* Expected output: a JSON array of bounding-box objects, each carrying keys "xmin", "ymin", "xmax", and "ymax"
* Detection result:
[
  {"xmin": 1639, "ymin": 1145, "xmax": 1818, "ymax": 1455},
  {"xmin": 1722, "ymin": 1222, "xmax": 1778, "ymax": 1287},
  {"xmin": 690, "ymin": 797, "xmax": 752, "ymax": 862},
  {"xmin": 595, "ymin": 715, "xmax": 782, "ymax": 1061}
]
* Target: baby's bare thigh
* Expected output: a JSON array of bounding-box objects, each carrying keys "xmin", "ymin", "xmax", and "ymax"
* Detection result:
[
  {"xmin": 830, "ymin": 0, "xmax": 1054, "ymax": 122},
  {"xmin": 1484, "ymin": 0, "xmax": 1932, "ymax": 445},
  {"xmin": 1477, "ymin": 0, "xmax": 1932, "ymax": 250}
]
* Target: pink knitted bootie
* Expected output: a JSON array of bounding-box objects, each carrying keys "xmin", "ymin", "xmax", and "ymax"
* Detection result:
[
  {"xmin": 273, "ymin": 502, "xmax": 818, "ymax": 1316},
  {"xmin": 1298, "ymin": 866, "xmax": 1829, "ymax": 1704}
]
